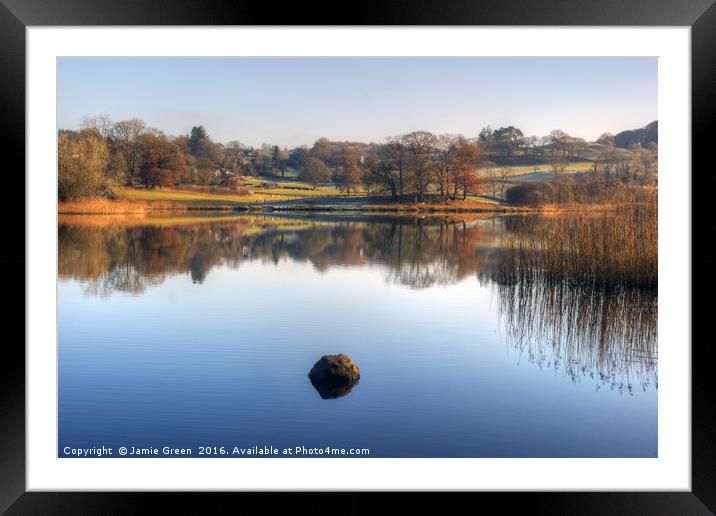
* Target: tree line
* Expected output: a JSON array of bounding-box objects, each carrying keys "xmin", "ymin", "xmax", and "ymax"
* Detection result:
[
  {"xmin": 58, "ymin": 113, "xmax": 657, "ymax": 203},
  {"xmin": 59, "ymin": 114, "xmax": 299, "ymax": 200},
  {"xmin": 59, "ymin": 115, "xmax": 247, "ymax": 200},
  {"xmin": 291, "ymin": 132, "xmax": 486, "ymax": 201}
]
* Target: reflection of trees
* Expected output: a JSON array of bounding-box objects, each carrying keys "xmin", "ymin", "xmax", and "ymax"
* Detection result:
[
  {"xmin": 275, "ymin": 219, "xmax": 491, "ymax": 288},
  {"xmin": 379, "ymin": 220, "xmax": 490, "ymax": 288},
  {"xmin": 58, "ymin": 222, "xmax": 250, "ymax": 295},
  {"xmin": 58, "ymin": 217, "xmax": 495, "ymax": 293}
]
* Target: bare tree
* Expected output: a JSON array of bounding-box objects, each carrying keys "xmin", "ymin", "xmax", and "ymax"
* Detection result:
[
  {"xmin": 498, "ymin": 167, "xmax": 513, "ymax": 198},
  {"xmin": 433, "ymin": 134, "xmax": 460, "ymax": 201},
  {"xmin": 547, "ymin": 148, "xmax": 567, "ymax": 177},
  {"xmin": 597, "ymin": 144, "xmax": 618, "ymax": 182},
  {"xmin": 596, "ymin": 133, "xmax": 615, "ymax": 146},
  {"xmin": 481, "ymin": 161, "xmax": 499, "ymax": 198},
  {"xmin": 80, "ymin": 113, "xmax": 113, "ymax": 140},
  {"xmin": 112, "ymin": 118, "xmax": 147, "ymax": 185},
  {"xmin": 615, "ymin": 152, "xmax": 639, "ymax": 182},
  {"xmin": 369, "ymin": 145, "xmax": 403, "ymax": 199},
  {"xmin": 401, "ymin": 131, "xmax": 436, "ymax": 201},
  {"xmin": 523, "ymin": 135, "xmax": 539, "ymax": 159},
  {"xmin": 567, "ymin": 137, "xmax": 587, "ymax": 158},
  {"xmin": 384, "ymin": 137, "xmax": 407, "ymax": 197},
  {"xmin": 549, "ymin": 129, "xmax": 571, "ymax": 157},
  {"xmin": 638, "ymin": 143, "xmax": 658, "ymax": 182}
]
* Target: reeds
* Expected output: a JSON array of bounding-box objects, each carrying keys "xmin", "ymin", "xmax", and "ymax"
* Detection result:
[
  {"xmin": 490, "ymin": 194, "xmax": 658, "ymax": 389},
  {"xmin": 495, "ymin": 192, "xmax": 657, "ymax": 289}
]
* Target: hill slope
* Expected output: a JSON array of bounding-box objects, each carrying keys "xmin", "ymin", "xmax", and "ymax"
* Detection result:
[{"xmin": 614, "ymin": 121, "xmax": 657, "ymax": 148}]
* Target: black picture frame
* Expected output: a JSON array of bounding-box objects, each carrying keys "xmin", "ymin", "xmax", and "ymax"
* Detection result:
[{"xmin": 3, "ymin": 1, "xmax": 711, "ymax": 513}]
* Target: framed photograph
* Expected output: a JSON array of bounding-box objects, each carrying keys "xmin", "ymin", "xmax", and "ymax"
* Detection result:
[{"xmin": 6, "ymin": 0, "xmax": 711, "ymax": 512}]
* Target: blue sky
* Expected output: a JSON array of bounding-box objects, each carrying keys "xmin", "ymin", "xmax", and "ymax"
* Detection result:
[{"xmin": 58, "ymin": 57, "xmax": 657, "ymax": 147}]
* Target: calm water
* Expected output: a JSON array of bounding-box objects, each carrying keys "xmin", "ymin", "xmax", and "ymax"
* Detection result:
[{"xmin": 58, "ymin": 214, "xmax": 657, "ymax": 458}]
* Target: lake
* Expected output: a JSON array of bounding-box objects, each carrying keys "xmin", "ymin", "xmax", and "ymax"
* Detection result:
[{"xmin": 58, "ymin": 213, "xmax": 657, "ymax": 458}]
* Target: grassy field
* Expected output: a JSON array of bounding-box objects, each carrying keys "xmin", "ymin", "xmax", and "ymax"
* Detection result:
[
  {"xmin": 117, "ymin": 186, "xmax": 256, "ymax": 205},
  {"xmin": 242, "ymin": 177, "xmax": 343, "ymax": 198},
  {"xmin": 116, "ymin": 182, "xmax": 345, "ymax": 205},
  {"xmin": 490, "ymin": 160, "xmax": 595, "ymax": 182}
]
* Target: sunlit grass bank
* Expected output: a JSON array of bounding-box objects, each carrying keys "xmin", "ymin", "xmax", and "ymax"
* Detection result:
[
  {"xmin": 57, "ymin": 197, "xmax": 186, "ymax": 214},
  {"xmin": 116, "ymin": 186, "xmax": 252, "ymax": 205}
]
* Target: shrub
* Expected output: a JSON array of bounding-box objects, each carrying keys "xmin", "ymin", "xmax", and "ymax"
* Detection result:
[
  {"xmin": 505, "ymin": 181, "xmax": 556, "ymax": 206},
  {"xmin": 505, "ymin": 176, "xmax": 653, "ymax": 207}
]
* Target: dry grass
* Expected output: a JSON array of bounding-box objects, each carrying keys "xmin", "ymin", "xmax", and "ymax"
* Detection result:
[
  {"xmin": 57, "ymin": 213, "xmax": 249, "ymax": 228},
  {"xmin": 58, "ymin": 197, "xmax": 186, "ymax": 214},
  {"xmin": 517, "ymin": 202, "xmax": 644, "ymax": 213},
  {"xmin": 116, "ymin": 185, "xmax": 319, "ymax": 205},
  {"xmin": 495, "ymin": 193, "xmax": 657, "ymax": 289}
]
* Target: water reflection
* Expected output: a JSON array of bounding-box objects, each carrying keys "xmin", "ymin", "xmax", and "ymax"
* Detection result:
[
  {"xmin": 58, "ymin": 215, "xmax": 494, "ymax": 293},
  {"xmin": 493, "ymin": 281, "xmax": 657, "ymax": 392},
  {"xmin": 58, "ymin": 213, "xmax": 657, "ymax": 389}
]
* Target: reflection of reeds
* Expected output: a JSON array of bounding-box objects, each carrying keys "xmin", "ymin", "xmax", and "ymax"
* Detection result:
[
  {"xmin": 495, "ymin": 280, "xmax": 657, "ymax": 392},
  {"xmin": 490, "ymin": 199, "xmax": 658, "ymax": 391}
]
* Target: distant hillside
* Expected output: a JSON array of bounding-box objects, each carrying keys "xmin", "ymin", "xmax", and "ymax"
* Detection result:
[
  {"xmin": 579, "ymin": 143, "xmax": 640, "ymax": 161},
  {"xmin": 614, "ymin": 121, "xmax": 658, "ymax": 149}
]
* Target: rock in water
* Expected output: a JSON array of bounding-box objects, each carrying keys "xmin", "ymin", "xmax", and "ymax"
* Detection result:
[{"xmin": 308, "ymin": 354, "xmax": 360, "ymax": 399}]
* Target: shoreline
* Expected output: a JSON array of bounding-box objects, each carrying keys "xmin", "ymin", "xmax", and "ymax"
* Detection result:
[{"xmin": 58, "ymin": 197, "xmax": 632, "ymax": 216}]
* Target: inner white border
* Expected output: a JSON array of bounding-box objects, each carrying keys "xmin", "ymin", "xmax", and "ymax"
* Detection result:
[{"xmin": 27, "ymin": 27, "xmax": 691, "ymax": 491}]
